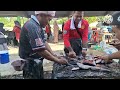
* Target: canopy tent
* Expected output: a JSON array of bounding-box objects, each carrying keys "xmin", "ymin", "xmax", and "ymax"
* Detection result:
[{"xmin": 0, "ymin": 11, "xmax": 116, "ymax": 18}]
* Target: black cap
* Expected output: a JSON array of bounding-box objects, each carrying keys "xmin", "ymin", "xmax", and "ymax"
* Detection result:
[{"xmin": 111, "ymin": 11, "xmax": 120, "ymax": 25}]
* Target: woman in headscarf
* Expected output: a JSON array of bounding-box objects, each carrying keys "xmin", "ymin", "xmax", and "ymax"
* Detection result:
[{"xmin": 12, "ymin": 21, "xmax": 21, "ymax": 46}]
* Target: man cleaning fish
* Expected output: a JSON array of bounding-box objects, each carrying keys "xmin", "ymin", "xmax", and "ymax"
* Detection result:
[
  {"xmin": 63, "ymin": 11, "xmax": 89, "ymax": 58},
  {"xmin": 98, "ymin": 11, "xmax": 120, "ymax": 63}
]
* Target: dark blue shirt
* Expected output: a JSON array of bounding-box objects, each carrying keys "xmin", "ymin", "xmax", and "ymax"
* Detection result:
[{"xmin": 19, "ymin": 15, "xmax": 46, "ymax": 59}]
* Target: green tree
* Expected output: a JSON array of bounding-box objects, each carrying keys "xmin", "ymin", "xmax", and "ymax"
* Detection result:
[{"xmin": 0, "ymin": 17, "xmax": 28, "ymax": 27}]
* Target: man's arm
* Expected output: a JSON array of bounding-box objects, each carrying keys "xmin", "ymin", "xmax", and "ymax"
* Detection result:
[
  {"xmin": 82, "ymin": 22, "xmax": 89, "ymax": 48},
  {"xmin": 38, "ymin": 50, "xmax": 60, "ymax": 63},
  {"xmin": 63, "ymin": 21, "xmax": 76, "ymax": 57},
  {"xmin": 44, "ymin": 41, "xmax": 55, "ymax": 55},
  {"xmin": 63, "ymin": 29, "xmax": 74, "ymax": 52},
  {"xmin": 63, "ymin": 21, "xmax": 74, "ymax": 52},
  {"xmin": 67, "ymin": 47, "xmax": 74, "ymax": 52},
  {"xmin": 82, "ymin": 42, "xmax": 88, "ymax": 48},
  {"xmin": 44, "ymin": 25, "xmax": 55, "ymax": 55},
  {"xmin": 99, "ymin": 51, "xmax": 120, "ymax": 62},
  {"xmin": 108, "ymin": 51, "xmax": 120, "ymax": 60}
]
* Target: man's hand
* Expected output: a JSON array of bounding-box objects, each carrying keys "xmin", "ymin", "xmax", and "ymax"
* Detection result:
[
  {"xmin": 53, "ymin": 54, "xmax": 58, "ymax": 57},
  {"xmin": 82, "ymin": 50, "xmax": 87, "ymax": 57},
  {"xmin": 57, "ymin": 57, "xmax": 68, "ymax": 64},
  {"xmin": 112, "ymin": 43, "xmax": 120, "ymax": 50},
  {"xmin": 110, "ymin": 40, "xmax": 120, "ymax": 50},
  {"xmin": 111, "ymin": 39, "xmax": 120, "ymax": 43},
  {"xmin": 97, "ymin": 55, "xmax": 111, "ymax": 63},
  {"xmin": 68, "ymin": 51, "xmax": 76, "ymax": 58},
  {"xmin": 38, "ymin": 50, "xmax": 67, "ymax": 64}
]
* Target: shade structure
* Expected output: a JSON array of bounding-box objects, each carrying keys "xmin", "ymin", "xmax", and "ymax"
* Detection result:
[{"xmin": 0, "ymin": 11, "xmax": 116, "ymax": 18}]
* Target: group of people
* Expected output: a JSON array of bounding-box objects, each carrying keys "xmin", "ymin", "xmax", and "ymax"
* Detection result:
[
  {"xmin": 10, "ymin": 11, "xmax": 120, "ymax": 79},
  {"xmin": 18, "ymin": 11, "xmax": 89, "ymax": 79},
  {"xmin": 0, "ymin": 21, "xmax": 21, "ymax": 47},
  {"xmin": 45, "ymin": 18, "xmax": 63, "ymax": 43}
]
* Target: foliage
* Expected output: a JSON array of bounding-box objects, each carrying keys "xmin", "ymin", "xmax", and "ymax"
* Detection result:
[
  {"xmin": 84, "ymin": 16, "xmax": 104, "ymax": 23},
  {"xmin": 0, "ymin": 17, "xmax": 28, "ymax": 27},
  {"xmin": 50, "ymin": 17, "xmax": 68, "ymax": 24},
  {"xmin": 0, "ymin": 16, "xmax": 104, "ymax": 28},
  {"xmin": 50, "ymin": 16, "xmax": 104, "ymax": 24}
]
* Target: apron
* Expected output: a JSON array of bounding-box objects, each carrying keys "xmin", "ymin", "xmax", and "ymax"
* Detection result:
[{"xmin": 64, "ymin": 38, "xmax": 82, "ymax": 56}]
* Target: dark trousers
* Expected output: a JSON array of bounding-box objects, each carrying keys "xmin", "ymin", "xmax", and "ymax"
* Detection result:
[
  {"xmin": 47, "ymin": 33, "xmax": 51, "ymax": 40},
  {"xmin": 23, "ymin": 58, "xmax": 44, "ymax": 79},
  {"xmin": 13, "ymin": 37, "xmax": 18, "ymax": 46},
  {"xmin": 64, "ymin": 39, "xmax": 82, "ymax": 56}
]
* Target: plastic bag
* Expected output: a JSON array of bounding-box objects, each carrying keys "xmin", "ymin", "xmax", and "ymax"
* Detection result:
[
  {"xmin": 103, "ymin": 46, "xmax": 119, "ymax": 63},
  {"xmin": 100, "ymin": 41, "xmax": 107, "ymax": 49}
]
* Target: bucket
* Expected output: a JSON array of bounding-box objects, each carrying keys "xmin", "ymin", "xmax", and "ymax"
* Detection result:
[{"xmin": 0, "ymin": 50, "xmax": 9, "ymax": 64}]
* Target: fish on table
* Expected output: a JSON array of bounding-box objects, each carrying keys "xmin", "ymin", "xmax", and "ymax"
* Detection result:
[{"xmin": 62, "ymin": 54, "xmax": 112, "ymax": 72}]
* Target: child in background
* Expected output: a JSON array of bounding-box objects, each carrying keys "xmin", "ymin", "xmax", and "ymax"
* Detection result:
[{"xmin": 91, "ymin": 31, "xmax": 99, "ymax": 44}]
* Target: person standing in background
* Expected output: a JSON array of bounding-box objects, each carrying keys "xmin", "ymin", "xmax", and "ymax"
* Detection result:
[
  {"xmin": 91, "ymin": 31, "xmax": 99, "ymax": 44},
  {"xmin": 0, "ymin": 23, "xmax": 5, "ymax": 35},
  {"xmin": 53, "ymin": 20, "xmax": 59, "ymax": 43},
  {"xmin": 45, "ymin": 11, "xmax": 55, "ymax": 41},
  {"xmin": 12, "ymin": 21, "xmax": 21, "ymax": 46},
  {"xmin": 45, "ymin": 23, "xmax": 51, "ymax": 40},
  {"xmin": 62, "ymin": 22, "xmax": 64, "ymax": 33}
]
